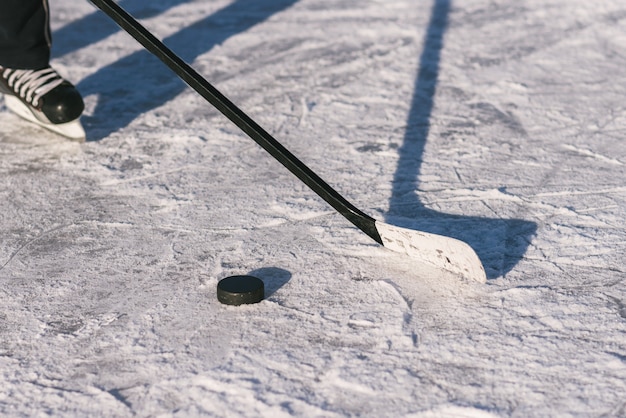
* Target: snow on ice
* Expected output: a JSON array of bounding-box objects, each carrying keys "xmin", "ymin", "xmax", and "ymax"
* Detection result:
[{"xmin": 1, "ymin": 0, "xmax": 625, "ymax": 416}]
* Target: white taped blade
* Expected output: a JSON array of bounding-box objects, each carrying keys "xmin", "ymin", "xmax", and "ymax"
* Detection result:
[{"xmin": 375, "ymin": 221, "xmax": 486, "ymax": 283}]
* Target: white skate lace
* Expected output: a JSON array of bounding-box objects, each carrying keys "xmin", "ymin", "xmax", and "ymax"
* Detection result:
[{"xmin": 1, "ymin": 67, "xmax": 64, "ymax": 107}]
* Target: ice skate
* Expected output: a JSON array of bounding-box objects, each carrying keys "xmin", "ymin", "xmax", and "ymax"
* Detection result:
[{"xmin": 0, "ymin": 66, "xmax": 85, "ymax": 141}]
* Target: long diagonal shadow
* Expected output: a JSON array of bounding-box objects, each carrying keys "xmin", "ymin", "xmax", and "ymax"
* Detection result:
[
  {"xmin": 52, "ymin": 0, "xmax": 192, "ymax": 58},
  {"xmin": 386, "ymin": 0, "xmax": 536, "ymax": 279},
  {"xmin": 70, "ymin": 0, "xmax": 298, "ymax": 139}
]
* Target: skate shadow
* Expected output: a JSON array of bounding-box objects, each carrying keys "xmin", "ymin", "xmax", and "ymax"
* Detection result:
[
  {"xmin": 68, "ymin": 0, "xmax": 299, "ymax": 139},
  {"xmin": 387, "ymin": 0, "xmax": 536, "ymax": 279},
  {"xmin": 52, "ymin": 0, "xmax": 192, "ymax": 58},
  {"xmin": 248, "ymin": 267, "xmax": 292, "ymax": 298}
]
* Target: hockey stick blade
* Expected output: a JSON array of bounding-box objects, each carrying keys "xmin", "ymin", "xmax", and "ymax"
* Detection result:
[
  {"xmin": 375, "ymin": 222, "xmax": 486, "ymax": 283},
  {"xmin": 89, "ymin": 0, "xmax": 486, "ymax": 283}
]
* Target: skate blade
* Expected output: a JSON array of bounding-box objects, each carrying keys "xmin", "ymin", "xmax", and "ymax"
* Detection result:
[{"xmin": 4, "ymin": 95, "xmax": 86, "ymax": 142}]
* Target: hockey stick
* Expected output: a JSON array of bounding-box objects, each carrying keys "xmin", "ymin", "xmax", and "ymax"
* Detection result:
[{"xmin": 88, "ymin": 0, "xmax": 486, "ymax": 283}]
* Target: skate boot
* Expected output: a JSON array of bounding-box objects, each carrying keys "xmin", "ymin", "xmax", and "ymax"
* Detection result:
[{"xmin": 0, "ymin": 66, "xmax": 85, "ymax": 140}]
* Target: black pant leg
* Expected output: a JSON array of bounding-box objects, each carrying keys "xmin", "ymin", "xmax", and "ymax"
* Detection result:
[{"xmin": 0, "ymin": 0, "xmax": 51, "ymax": 69}]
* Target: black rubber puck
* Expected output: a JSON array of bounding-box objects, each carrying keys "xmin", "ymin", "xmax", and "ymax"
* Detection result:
[{"xmin": 217, "ymin": 275, "xmax": 264, "ymax": 305}]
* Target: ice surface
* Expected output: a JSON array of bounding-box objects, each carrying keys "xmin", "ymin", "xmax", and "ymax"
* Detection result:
[{"xmin": 1, "ymin": 0, "xmax": 625, "ymax": 416}]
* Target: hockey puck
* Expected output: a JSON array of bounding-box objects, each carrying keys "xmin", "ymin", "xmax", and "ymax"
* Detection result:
[{"xmin": 217, "ymin": 275, "xmax": 264, "ymax": 306}]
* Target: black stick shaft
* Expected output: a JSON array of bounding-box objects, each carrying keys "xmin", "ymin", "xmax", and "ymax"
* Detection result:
[{"xmin": 89, "ymin": 0, "xmax": 382, "ymax": 245}]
